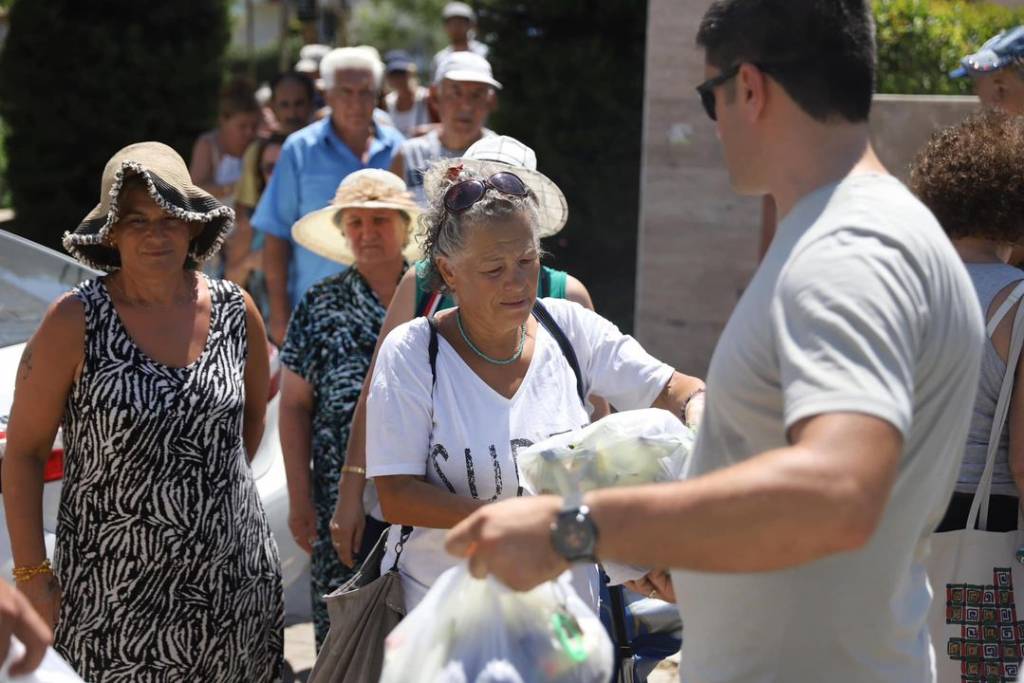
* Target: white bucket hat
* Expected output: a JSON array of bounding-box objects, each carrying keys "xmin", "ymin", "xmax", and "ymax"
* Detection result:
[
  {"xmin": 430, "ymin": 135, "xmax": 568, "ymax": 237},
  {"xmin": 291, "ymin": 169, "xmax": 421, "ymax": 266}
]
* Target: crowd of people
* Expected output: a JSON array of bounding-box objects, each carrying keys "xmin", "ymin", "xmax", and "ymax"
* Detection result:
[{"xmin": 4, "ymin": 0, "xmax": 1024, "ymax": 681}]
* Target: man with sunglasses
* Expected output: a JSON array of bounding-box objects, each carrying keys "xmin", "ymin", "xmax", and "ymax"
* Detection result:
[{"xmin": 446, "ymin": 2, "xmax": 984, "ymax": 681}]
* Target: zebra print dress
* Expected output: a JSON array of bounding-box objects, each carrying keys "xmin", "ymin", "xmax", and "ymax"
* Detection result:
[{"xmin": 53, "ymin": 275, "xmax": 283, "ymax": 682}]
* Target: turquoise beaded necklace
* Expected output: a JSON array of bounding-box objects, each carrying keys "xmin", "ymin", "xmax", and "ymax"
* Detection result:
[{"xmin": 456, "ymin": 310, "xmax": 527, "ymax": 366}]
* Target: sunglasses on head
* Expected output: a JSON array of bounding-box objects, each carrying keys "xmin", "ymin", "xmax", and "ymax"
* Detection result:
[
  {"xmin": 443, "ymin": 171, "xmax": 529, "ymax": 214},
  {"xmin": 695, "ymin": 61, "xmax": 785, "ymax": 121}
]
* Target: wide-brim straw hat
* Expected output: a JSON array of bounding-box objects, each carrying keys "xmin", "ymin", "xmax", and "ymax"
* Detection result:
[
  {"xmin": 431, "ymin": 135, "xmax": 568, "ymax": 238},
  {"xmin": 291, "ymin": 169, "xmax": 422, "ymax": 266},
  {"xmin": 62, "ymin": 141, "xmax": 234, "ymax": 271}
]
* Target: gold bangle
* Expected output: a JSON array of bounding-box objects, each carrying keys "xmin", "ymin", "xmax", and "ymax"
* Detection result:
[
  {"xmin": 13, "ymin": 559, "xmax": 53, "ymax": 583},
  {"xmin": 341, "ymin": 465, "xmax": 366, "ymax": 476}
]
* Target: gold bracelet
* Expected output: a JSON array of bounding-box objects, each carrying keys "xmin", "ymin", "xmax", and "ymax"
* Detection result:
[
  {"xmin": 13, "ymin": 559, "xmax": 53, "ymax": 583},
  {"xmin": 341, "ymin": 465, "xmax": 366, "ymax": 476}
]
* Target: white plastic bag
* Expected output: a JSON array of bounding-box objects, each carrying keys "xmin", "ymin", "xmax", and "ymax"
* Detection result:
[
  {"xmin": 517, "ymin": 409, "xmax": 695, "ymax": 584},
  {"xmin": 380, "ymin": 564, "xmax": 613, "ymax": 683}
]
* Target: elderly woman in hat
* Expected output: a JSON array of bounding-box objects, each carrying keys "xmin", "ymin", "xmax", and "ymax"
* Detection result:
[
  {"xmin": 328, "ymin": 136, "xmax": 608, "ymax": 568},
  {"xmin": 278, "ymin": 168, "xmax": 419, "ymax": 648},
  {"xmin": 2, "ymin": 142, "xmax": 283, "ymax": 681},
  {"xmin": 363, "ymin": 158, "xmax": 706, "ymax": 611}
]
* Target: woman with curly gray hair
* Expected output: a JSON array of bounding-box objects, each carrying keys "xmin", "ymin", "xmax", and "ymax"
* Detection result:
[
  {"xmin": 362, "ymin": 159, "xmax": 706, "ymax": 609},
  {"xmin": 911, "ymin": 109, "xmax": 1024, "ymax": 532}
]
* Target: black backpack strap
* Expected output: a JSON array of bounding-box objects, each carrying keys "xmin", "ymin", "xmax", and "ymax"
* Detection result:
[
  {"xmin": 532, "ymin": 300, "xmax": 586, "ymax": 408},
  {"xmin": 427, "ymin": 315, "xmax": 440, "ymax": 389},
  {"xmin": 392, "ymin": 316, "xmax": 440, "ymax": 573}
]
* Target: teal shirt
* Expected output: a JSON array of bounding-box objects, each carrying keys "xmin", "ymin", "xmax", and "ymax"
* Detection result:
[{"xmin": 414, "ymin": 260, "xmax": 569, "ymax": 315}]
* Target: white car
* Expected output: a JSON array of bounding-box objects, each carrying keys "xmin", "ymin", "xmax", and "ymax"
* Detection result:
[{"xmin": 0, "ymin": 229, "xmax": 310, "ymax": 618}]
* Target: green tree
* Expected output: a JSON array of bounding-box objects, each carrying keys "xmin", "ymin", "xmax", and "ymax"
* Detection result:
[
  {"xmin": 875, "ymin": 0, "xmax": 1024, "ymax": 95},
  {"xmin": 0, "ymin": 0, "xmax": 230, "ymax": 250},
  {"xmin": 476, "ymin": 0, "xmax": 648, "ymax": 331},
  {"xmin": 349, "ymin": 0, "xmax": 450, "ymax": 65}
]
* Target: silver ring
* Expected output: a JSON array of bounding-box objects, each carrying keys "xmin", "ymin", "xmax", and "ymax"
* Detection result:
[{"xmin": 648, "ymin": 589, "xmax": 657, "ymax": 599}]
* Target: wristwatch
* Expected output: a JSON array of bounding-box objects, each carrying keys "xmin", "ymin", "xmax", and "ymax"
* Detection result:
[{"xmin": 550, "ymin": 503, "xmax": 599, "ymax": 563}]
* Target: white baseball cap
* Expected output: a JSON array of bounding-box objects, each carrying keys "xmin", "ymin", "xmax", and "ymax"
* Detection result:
[
  {"xmin": 442, "ymin": 2, "xmax": 476, "ymax": 21},
  {"xmin": 433, "ymin": 51, "xmax": 501, "ymax": 89}
]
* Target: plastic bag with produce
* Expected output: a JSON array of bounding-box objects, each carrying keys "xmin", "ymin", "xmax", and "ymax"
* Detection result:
[
  {"xmin": 517, "ymin": 409, "xmax": 695, "ymax": 584},
  {"xmin": 380, "ymin": 564, "xmax": 613, "ymax": 683}
]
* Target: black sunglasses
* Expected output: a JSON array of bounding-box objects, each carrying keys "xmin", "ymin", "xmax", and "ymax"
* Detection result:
[
  {"xmin": 443, "ymin": 172, "xmax": 529, "ymax": 214},
  {"xmin": 696, "ymin": 62, "xmax": 784, "ymax": 121}
]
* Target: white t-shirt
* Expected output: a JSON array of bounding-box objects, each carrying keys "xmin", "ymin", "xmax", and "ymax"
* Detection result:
[
  {"xmin": 367, "ymin": 298, "xmax": 674, "ymax": 608},
  {"xmin": 673, "ymin": 174, "xmax": 984, "ymax": 683}
]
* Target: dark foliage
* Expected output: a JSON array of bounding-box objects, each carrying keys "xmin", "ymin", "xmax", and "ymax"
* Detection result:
[{"xmin": 0, "ymin": 1, "xmax": 230, "ymax": 250}]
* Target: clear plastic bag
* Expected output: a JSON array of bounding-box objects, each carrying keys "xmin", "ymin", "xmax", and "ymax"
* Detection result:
[
  {"xmin": 380, "ymin": 564, "xmax": 613, "ymax": 683},
  {"xmin": 517, "ymin": 409, "xmax": 695, "ymax": 584}
]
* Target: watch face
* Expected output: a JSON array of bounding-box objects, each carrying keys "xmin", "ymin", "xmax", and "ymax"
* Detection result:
[
  {"xmin": 554, "ymin": 510, "xmax": 596, "ymax": 561},
  {"xmin": 563, "ymin": 520, "xmax": 591, "ymax": 555}
]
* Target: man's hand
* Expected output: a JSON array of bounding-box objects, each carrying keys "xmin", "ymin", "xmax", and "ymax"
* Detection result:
[
  {"xmin": 288, "ymin": 496, "xmax": 318, "ymax": 555},
  {"xmin": 446, "ymin": 496, "xmax": 570, "ymax": 592},
  {"xmin": 330, "ymin": 478, "xmax": 367, "ymax": 568},
  {"xmin": 2, "ymin": 578, "xmax": 53, "ymax": 676},
  {"xmin": 624, "ymin": 569, "xmax": 676, "ymax": 603}
]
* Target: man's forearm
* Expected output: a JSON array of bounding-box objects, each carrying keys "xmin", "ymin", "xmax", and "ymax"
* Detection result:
[{"xmin": 587, "ymin": 444, "xmax": 879, "ymax": 573}]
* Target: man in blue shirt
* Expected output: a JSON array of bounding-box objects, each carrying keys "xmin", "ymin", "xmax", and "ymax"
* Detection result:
[{"xmin": 253, "ymin": 46, "xmax": 404, "ymax": 344}]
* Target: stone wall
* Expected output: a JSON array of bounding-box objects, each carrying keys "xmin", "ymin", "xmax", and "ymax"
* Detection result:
[{"xmin": 634, "ymin": 1, "xmax": 980, "ymax": 375}]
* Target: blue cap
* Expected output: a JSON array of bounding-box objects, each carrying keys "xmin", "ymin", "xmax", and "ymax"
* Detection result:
[
  {"xmin": 951, "ymin": 26, "xmax": 1024, "ymax": 79},
  {"xmin": 384, "ymin": 49, "xmax": 416, "ymax": 73}
]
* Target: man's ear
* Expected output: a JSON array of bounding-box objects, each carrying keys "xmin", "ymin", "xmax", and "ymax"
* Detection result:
[{"xmin": 737, "ymin": 63, "xmax": 769, "ymax": 122}]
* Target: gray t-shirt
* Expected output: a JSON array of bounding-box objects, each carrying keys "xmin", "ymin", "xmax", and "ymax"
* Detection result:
[{"xmin": 673, "ymin": 174, "xmax": 983, "ymax": 683}]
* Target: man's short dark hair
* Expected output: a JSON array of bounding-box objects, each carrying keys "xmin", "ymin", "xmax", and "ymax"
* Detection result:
[
  {"xmin": 270, "ymin": 71, "xmax": 316, "ymax": 103},
  {"xmin": 696, "ymin": 0, "xmax": 876, "ymax": 123}
]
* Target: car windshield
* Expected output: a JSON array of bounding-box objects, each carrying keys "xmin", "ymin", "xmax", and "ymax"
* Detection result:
[{"xmin": 0, "ymin": 231, "xmax": 100, "ymax": 347}]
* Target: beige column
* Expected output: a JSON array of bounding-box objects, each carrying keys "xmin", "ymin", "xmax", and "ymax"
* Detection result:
[{"xmin": 634, "ymin": 0, "xmax": 759, "ymax": 375}]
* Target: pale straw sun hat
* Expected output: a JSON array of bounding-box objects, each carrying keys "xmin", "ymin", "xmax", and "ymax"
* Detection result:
[
  {"xmin": 62, "ymin": 141, "xmax": 234, "ymax": 271},
  {"xmin": 291, "ymin": 169, "xmax": 422, "ymax": 266}
]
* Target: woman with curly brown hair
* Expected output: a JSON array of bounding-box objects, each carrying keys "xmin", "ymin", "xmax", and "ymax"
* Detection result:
[{"xmin": 911, "ymin": 109, "xmax": 1024, "ymax": 532}]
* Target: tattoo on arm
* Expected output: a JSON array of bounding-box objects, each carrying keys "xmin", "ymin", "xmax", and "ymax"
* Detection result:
[{"xmin": 17, "ymin": 345, "xmax": 33, "ymax": 382}]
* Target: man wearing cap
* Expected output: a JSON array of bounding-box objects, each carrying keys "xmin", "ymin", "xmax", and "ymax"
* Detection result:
[
  {"xmin": 252, "ymin": 46, "xmax": 405, "ymax": 345},
  {"xmin": 391, "ymin": 51, "xmax": 499, "ymax": 205},
  {"xmin": 431, "ymin": 1, "xmax": 489, "ymax": 79},
  {"xmin": 952, "ymin": 26, "xmax": 1024, "ymax": 269},
  {"xmin": 384, "ymin": 49, "xmax": 435, "ymax": 138},
  {"xmin": 951, "ymin": 26, "xmax": 1024, "ymax": 114}
]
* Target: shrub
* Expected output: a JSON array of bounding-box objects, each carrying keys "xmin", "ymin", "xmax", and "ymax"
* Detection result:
[
  {"xmin": 875, "ymin": 0, "xmax": 1024, "ymax": 95},
  {"xmin": 0, "ymin": 0, "xmax": 230, "ymax": 250},
  {"xmin": 476, "ymin": 0, "xmax": 647, "ymax": 332}
]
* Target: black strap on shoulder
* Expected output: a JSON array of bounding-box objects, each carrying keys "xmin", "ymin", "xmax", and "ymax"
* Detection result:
[
  {"xmin": 532, "ymin": 300, "xmax": 586, "ymax": 408},
  {"xmin": 427, "ymin": 315, "xmax": 439, "ymax": 389}
]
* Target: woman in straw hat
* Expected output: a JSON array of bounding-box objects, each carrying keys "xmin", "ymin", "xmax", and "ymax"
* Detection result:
[
  {"xmin": 360, "ymin": 156, "xmax": 706, "ymax": 612},
  {"xmin": 278, "ymin": 168, "xmax": 420, "ymax": 648},
  {"xmin": 2, "ymin": 142, "xmax": 283, "ymax": 681},
  {"xmin": 328, "ymin": 136, "xmax": 607, "ymax": 570}
]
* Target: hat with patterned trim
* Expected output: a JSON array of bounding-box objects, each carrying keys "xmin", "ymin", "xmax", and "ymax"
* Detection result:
[
  {"xmin": 951, "ymin": 26, "xmax": 1024, "ymax": 79},
  {"xmin": 62, "ymin": 142, "xmax": 234, "ymax": 272}
]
